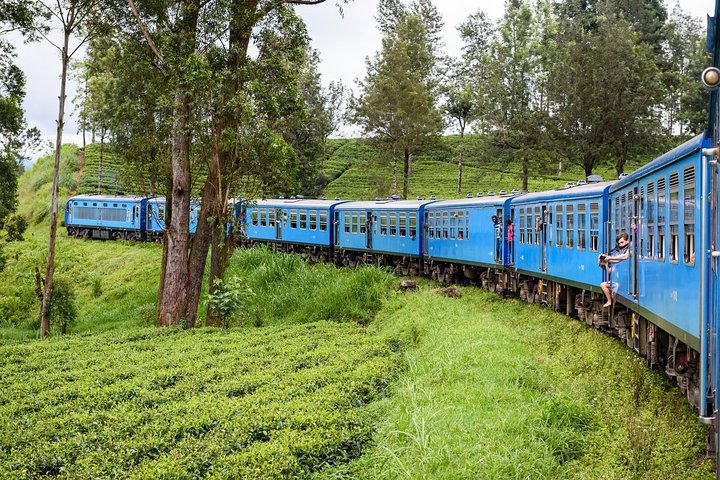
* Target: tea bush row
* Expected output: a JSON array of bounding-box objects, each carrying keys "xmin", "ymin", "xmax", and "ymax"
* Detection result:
[{"xmin": 0, "ymin": 322, "xmax": 402, "ymax": 479}]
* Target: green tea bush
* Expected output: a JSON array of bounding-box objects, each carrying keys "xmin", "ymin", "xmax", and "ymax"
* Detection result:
[
  {"xmin": 49, "ymin": 276, "xmax": 77, "ymax": 334},
  {"xmin": 0, "ymin": 322, "xmax": 401, "ymax": 478}
]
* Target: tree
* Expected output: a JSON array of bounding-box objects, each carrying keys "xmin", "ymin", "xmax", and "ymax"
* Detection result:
[
  {"xmin": 444, "ymin": 61, "xmax": 477, "ymax": 195},
  {"xmin": 547, "ymin": 7, "xmax": 661, "ymax": 176},
  {"xmin": 353, "ymin": 0, "xmax": 443, "ymax": 199}
]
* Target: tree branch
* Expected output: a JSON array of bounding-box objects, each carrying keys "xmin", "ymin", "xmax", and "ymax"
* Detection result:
[{"xmin": 128, "ymin": 0, "xmax": 164, "ymax": 64}]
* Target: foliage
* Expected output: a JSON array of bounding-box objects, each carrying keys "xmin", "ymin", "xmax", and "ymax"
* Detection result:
[
  {"xmin": 2, "ymin": 213, "xmax": 27, "ymax": 241},
  {"xmin": 0, "ymin": 323, "xmax": 401, "ymax": 478},
  {"xmin": 206, "ymin": 276, "xmax": 255, "ymax": 328},
  {"xmin": 48, "ymin": 276, "xmax": 77, "ymax": 335}
]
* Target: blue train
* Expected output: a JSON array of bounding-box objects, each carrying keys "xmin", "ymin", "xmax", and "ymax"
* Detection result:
[{"xmin": 64, "ymin": 195, "xmax": 200, "ymax": 241}]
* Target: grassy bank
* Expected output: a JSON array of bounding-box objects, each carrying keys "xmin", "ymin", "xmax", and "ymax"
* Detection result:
[{"xmin": 320, "ymin": 286, "xmax": 714, "ymax": 479}]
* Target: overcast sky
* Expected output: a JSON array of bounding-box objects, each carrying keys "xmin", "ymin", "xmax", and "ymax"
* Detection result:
[{"xmin": 9, "ymin": 0, "xmax": 717, "ymax": 158}]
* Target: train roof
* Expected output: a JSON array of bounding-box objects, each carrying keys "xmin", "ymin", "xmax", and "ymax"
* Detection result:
[
  {"xmin": 425, "ymin": 194, "xmax": 517, "ymax": 209},
  {"xmin": 610, "ymin": 133, "xmax": 707, "ymax": 192},
  {"xmin": 250, "ymin": 198, "xmax": 349, "ymax": 209},
  {"xmin": 510, "ymin": 182, "xmax": 612, "ymax": 205},
  {"xmin": 68, "ymin": 194, "xmax": 149, "ymax": 203},
  {"xmin": 335, "ymin": 199, "xmax": 436, "ymax": 210}
]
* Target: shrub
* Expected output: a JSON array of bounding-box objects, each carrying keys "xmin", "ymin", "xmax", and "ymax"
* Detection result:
[
  {"xmin": 3, "ymin": 214, "xmax": 28, "ymax": 241},
  {"xmin": 49, "ymin": 277, "xmax": 77, "ymax": 335}
]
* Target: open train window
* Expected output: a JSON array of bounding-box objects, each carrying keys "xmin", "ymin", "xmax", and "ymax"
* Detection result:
[
  {"xmin": 442, "ymin": 211, "xmax": 449, "ymax": 239},
  {"xmin": 657, "ymin": 177, "xmax": 666, "ymax": 261},
  {"xmin": 465, "ymin": 210, "xmax": 470, "ymax": 240},
  {"xmin": 646, "ymin": 182, "xmax": 655, "ymax": 257},
  {"xmin": 409, "ymin": 213, "xmax": 417, "ymax": 238},
  {"xmin": 388, "ymin": 213, "xmax": 396, "ymax": 236},
  {"xmin": 683, "ymin": 167, "xmax": 695, "ymax": 265},
  {"xmin": 449, "ymin": 211, "xmax": 456, "ymax": 239},
  {"xmin": 534, "ymin": 207, "xmax": 541, "ymax": 244},
  {"xmin": 566, "ymin": 204, "xmax": 574, "ymax": 249},
  {"xmin": 309, "ymin": 211, "xmax": 317, "ymax": 230},
  {"xmin": 344, "ymin": 212, "xmax": 351, "ymax": 233},
  {"xmin": 290, "ymin": 210, "xmax": 298, "ymax": 229},
  {"xmin": 299, "ymin": 210, "xmax": 307, "ymax": 230},
  {"xmin": 555, "ymin": 205, "xmax": 563, "ymax": 247},
  {"xmin": 427, "ymin": 212, "xmax": 434, "ymax": 238},
  {"xmin": 320, "ymin": 211, "xmax": 327, "ymax": 231},
  {"xmin": 457, "ymin": 211, "xmax": 464, "ymax": 240},
  {"xmin": 380, "ymin": 213, "xmax": 388, "ymax": 235},
  {"xmin": 577, "ymin": 204, "xmax": 586, "ymax": 250},
  {"xmin": 519, "ymin": 208, "xmax": 525, "ymax": 244},
  {"xmin": 589, "ymin": 203, "xmax": 599, "ymax": 252},
  {"xmin": 669, "ymin": 172, "xmax": 679, "ymax": 263},
  {"xmin": 269, "ymin": 209, "xmax": 276, "ymax": 227},
  {"xmin": 251, "ymin": 209, "xmax": 258, "ymax": 226},
  {"xmin": 349, "ymin": 212, "xmax": 357, "ymax": 234},
  {"xmin": 259, "ymin": 209, "xmax": 266, "ymax": 227},
  {"xmin": 399, "ymin": 212, "xmax": 406, "ymax": 237}
]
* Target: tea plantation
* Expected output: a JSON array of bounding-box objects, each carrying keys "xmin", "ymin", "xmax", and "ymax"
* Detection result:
[{"xmin": 0, "ymin": 323, "xmax": 400, "ymax": 479}]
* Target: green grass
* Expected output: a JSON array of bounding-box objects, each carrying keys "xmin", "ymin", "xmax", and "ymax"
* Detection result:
[{"xmin": 317, "ymin": 286, "xmax": 714, "ymax": 479}]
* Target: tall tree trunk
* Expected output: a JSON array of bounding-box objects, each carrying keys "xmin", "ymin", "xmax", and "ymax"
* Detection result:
[
  {"xmin": 392, "ymin": 157, "xmax": 397, "ymax": 195},
  {"xmin": 457, "ymin": 129, "xmax": 464, "ymax": 195},
  {"xmin": 521, "ymin": 152, "xmax": 529, "ymax": 193},
  {"xmin": 98, "ymin": 132, "xmax": 104, "ymax": 193},
  {"xmin": 403, "ymin": 148, "xmax": 410, "ymax": 199},
  {"xmin": 184, "ymin": 137, "xmax": 221, "ymax": 327},
  {"xmin": 157, "ymin": 90, "xmax": 192, "ymax": 327},
  {"xmin": 40, "ymin": 29, "xmax": 71, "ymax": 339}
]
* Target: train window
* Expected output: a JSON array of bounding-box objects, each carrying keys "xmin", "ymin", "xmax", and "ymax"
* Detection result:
[
  {"xmin": 555, "ymin": 205, "xmax": 563, "ymax": 247},
  {"xmin": 359, "ymin": 213, "xmax": 366, "ymax": 234},
  {"xmin": 380, "ymin": 213, "xmax": 388, "ymax": 235},
  {"xmin": 373, "ymin": 214, "xmax": 379, "ymax": 235},
  {"xmin": 158, "ymin": 205, "xmax": 165, "ymax": 221},
  {"xmin": 344, "ymin": 212, "xmax": 351, "ymax": 233},
  {"xmin": 647, "ymin": 182, "xmax": 655, "ymax": 257},
  {"xmin": 669, "ymin": 172, "xmax": 679, "ymax": 263},
  {"xmin": 103, "ymin": 203, "xmax": 108, "ymax": 207},
  {"xmin": 399, "ymin": 212, "xmax": 407, "ymax": 237},
  {"xmin": 290, "ymin": 210, "xmax": 298, "ymax": 229},
  {"xmin": 465, "ymin": 210, "xmax": 470, "ymax": 240},
  {"xmin": 590, "ymin": 203, "xmax": 599, "ymax": 252},
  {"xmin": 320, "ymin": 211, "xmax": 328, "ymax": 231},
  {"xmin": 427, "ymin": 212, "xmax": 434, "ymax": 238},
  {"xmin": 449, "ymin": 211, "xmax": 457, "ymax": 239},
  {"xmin": 269, "ymin": 209, "xmax": 276, "ymax": 227},
  {"xmin": 83, "ymin": 202, "xmax": 87, "ymax": 206},
  {"xmin": 519, "ymin": 209, "xmax": 525, "ymax": 244},
  {"xmin": 390, "ymin": 213, "xmax": 397, "ymax": 236},
  {"xmin": 639, "ymin": 187, "xmax": 645, "ymax": 257},
  {"xmin": 122, "ymin": 204, "xmax": 126, "ymax": 208},
  {"xmin": 443, "ymin": 211, "xmax": 449, "ymax": 239},
  {"xmin": 309, "ymin": 211, "xmax": 317, "ymax": 230},
  {"xmin": 251, "ymin": 209, "xmax": 258, "ymax": 226},
  {"xmin": 621, "ymin": 193, "xmax": 627, "ymax": 234},
  {"xmin": 299, "ymin": 210, "xmax": 307, "ymax": 230},
  {"xmin": 113, "ymin": 203, "xmax": 118, "ymax": 208},
  {"xmin": 457, "ymin": 211, "xmax": 464, "ymax": 240},
  {"xmin": 435, "ymin": 212, "xmax": 441, "ymax": 239},
  {"xmin": 259, "ymin": 209, "xmax": 266, "ymax": 227},
  {"xmin": 409, "ymin": 213, "xmax": 417, "ymax": 238},
  {"xmin": 566, "ymin": 204, "xmax": 574, "ymax": 248},
  {"xmin": 684, "ymin": 167, "xmax": 696, "ymax": 265},
  {"xmin": 577, "ymin": 204, "xmax": 586, "ymax": 250},
  {"xmin": 658, "ymin": 177, "xmax": 666, "ymax": 261},
  {"xmin": 349, "ymin": 212, "xmax": 357, "ymax": 234},
  {"xmin": 93, "ymin": 202, "xmax": 97, "ymax": 207}
]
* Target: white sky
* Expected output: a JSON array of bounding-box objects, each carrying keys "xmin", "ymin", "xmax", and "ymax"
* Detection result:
[{"xmin": 7, "ymin": 0, "xmax": 717, "ymax": 159}]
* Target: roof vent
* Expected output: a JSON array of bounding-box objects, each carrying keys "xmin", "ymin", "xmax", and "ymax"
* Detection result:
[
  {"xmin": 279, "ymin": 196, "xmax": 285, "ymax": 199},
  {"xmin": 430, "ymin": 195, "xmax": 437, "ymax": 200},
  {"xmin": 511, "ymin": 189, "xmax": 519, "ymax": 194},
  {"xmin": 320, "ymin": 196, "xmax": 327, "ymax": 200},
  {"xmin": 487, "ymin": 191, "xmax": 495, "ymax": 196},
  {"xmin": 391, "ymin": 194, "xmax": 402, "ymax": 200},
  {"xmin": 296, "ymin": 194, "xmax": 304, "ymax": 199},
  {"xmin": 417, "ymin": 195, "xmax": 424, "ymax": 200},
  {"xmin": 576, "ymin": 180, "xmax": 586, "ymax": 186},
  {"xmin": 587, "ymin": 175, "xmax": 603, "ymax": 183},
  {"xmin": 290, "ymin": 195, "xmax": 297, "ymax": 199},
  {"xmin": 477, "ymin": 192, "xmax": 484, "ymax": 197},
  {"xmin": 618, "ymin": 173, "xmax": 629, "ymax": 180},
  {"xmin": 466, "ymin": 193, "xmax": 473, "ymax": 198},
  {"xmin": 375, "ymin": 197, "xmax": 381, "ymax": 201},
  {"xmin": 334, "ymin": 196, "xmax": 340, "ymax": 200},
  {"xmin": 564, "ymin": 182, "xmax": 574, "ymax": 188},
  {"xmin": 499, "ymin": 190, "xmax": 507, "ymax": 195}
]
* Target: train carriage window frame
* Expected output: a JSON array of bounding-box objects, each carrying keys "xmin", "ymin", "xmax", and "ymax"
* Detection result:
[
  {"xmin": 449, "ymin": 210, "xmax": 457, "ymax": 240},
  {"xmin": 442, "ymin": 211, "xmax": 449, "ymax": 239},
  {"xmin": 465, "ymin": 210, "xmax": 470, "ymax": 240},
  {"xmin": 589, "ymin": 202, "xmax": 599, "ymax": 252},
  {"xmin": 300, "ymin": 210, "xmax": 308, "ymax": 230},
  {"xmin": 646, "ymin": 182, "xmax": 655, "ymax": 258},
  {"xmin": 409, "ymin": 212, "xmax": 417, "ymax": 239},
  {"xmin": 457, "ymin": 210, "xmax": 464, "ymax": 240},
  {"xmin": 669, "ymin": 172, "xmax": 680, "ymax": 264},
  {"xmin": 309, "ymin": 210, "xmax": 317, "ymax": 230},
  {"xmin": 259, "ymin": 208, "xmax": 266, "ymax": 227},
  {"xmin": 683, "ymin": 166, "xmax": 696, "ymax": 266},
  {"xmin": 555, "ymin": 204, "xmax": 564, "ymax": 247},
  {"xmin": 320, "ymin": 211, "xmax": 327, "ymax": 231},
  {"xmin": 269, "ymin": 209, "xmax": 277, "ymax": 227},
  {"xmin": 534, "ymin": 207, "xmax": 541, "ymax": 245},
  {"xmin": 427, "ymin": 212, "xmax": 434, "ymax": 238},
  {"xmin": 351, "ymin": 212, "xmax": 358, "ymax": 234},
  {"xmin": 344, "ymin": 212, "xmax": 351, "ymax": 233},
  {"xmin": 657, "ymin": 177, "xmax": 666, "ymax": 262},
  {"xmin": 360, "ymin": 212, "xmax": 367, "ymax": 234},
  {"xmin": 399, "ymin": 212, "xmax": 407, "ymax": 237},
  {"xmin": 289, "ymin": 209, "xmax": 297, "ymax": 229},
  {"xmin": 389, "ymin": 212, "xmax": 397, "ymax": 236},
  {"xmin": 577, "ymin": 203, "xmax": 586, "ymax": 251},
  {"xmin": 519, "ymin": 208, "xmax": 525, "ymax": 244},
  {"xmin": 380, "ymin": 212, "xmax": 388, "ymax": 235},
  {"xmin": 566, "ymin": 204, "xmax": 575, "ymax": 249},
  {"xmin": 251, "ymin": 209, "xmax": 259, "ymax": 226}
]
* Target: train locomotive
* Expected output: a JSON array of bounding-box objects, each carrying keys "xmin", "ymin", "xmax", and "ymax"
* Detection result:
[{"xmin": 64, "ymin": 0, "xmax": 720, "ymax": 468}]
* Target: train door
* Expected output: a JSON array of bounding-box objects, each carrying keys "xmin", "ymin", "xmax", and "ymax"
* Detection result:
[
  {"xmin": 365, "ymin": 211, "xmax": 373, "ymax": 249},
  {"xmin": 495, "ymin": 208, "xmax": 503, "ymax": 263},
  {"xmin": 276, "ymin": 209, "xmax": 283, "ymax": 241},
  {"xmin": 334, "ymin": 211, "xmax": 340, "ymax": 246},
  {"xmin": 539, "ymin": 205, "xmax": 549, "ymax": 272},
  {"xmin": 630, "ymin": 186, "xmax": 640, "ymax": 298}
]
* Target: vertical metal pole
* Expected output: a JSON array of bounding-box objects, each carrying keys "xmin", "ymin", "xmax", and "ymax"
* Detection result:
[{"xmin": 701, "ymin": 148, "xmax": 714, "ymax": 419}]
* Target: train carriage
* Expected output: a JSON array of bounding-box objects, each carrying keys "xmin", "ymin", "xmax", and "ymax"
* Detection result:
[
  {"xmin": 146, "ymin": 197, "xmax": 201, "ymax": 241},
  {"xmin": 334, "ymin": 199, "xmax": 434, "ymax": 272},
  {"xmin": 244, "ymin": 198, "xmax": 347, "ymax": 261},
  {"xmin": 422, "ymin": 195, "xmax": 514, "ymax": 285},
  {"xmin": 65, "ymin": 195, "xmax": 149, "ymax": 240}
]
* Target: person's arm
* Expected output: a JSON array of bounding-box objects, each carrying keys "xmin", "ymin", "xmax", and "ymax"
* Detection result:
[{"xmin": 605, "ymin": 250, "xmax": 629, "ymax": 263}]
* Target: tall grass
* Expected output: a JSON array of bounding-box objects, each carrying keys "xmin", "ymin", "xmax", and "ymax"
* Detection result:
[{"xmin": 223, "ymin": 247, "xmax": 396, "ymax": 327}]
